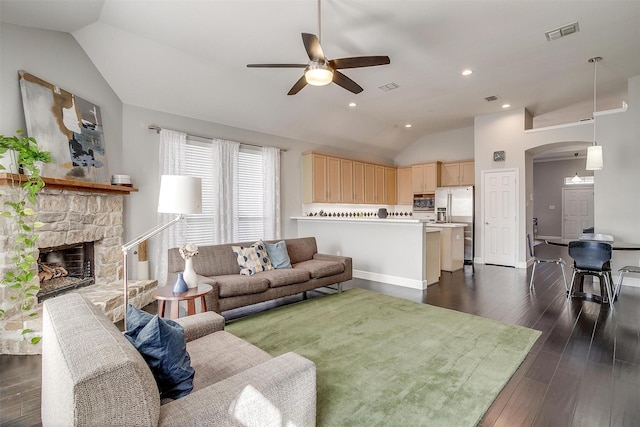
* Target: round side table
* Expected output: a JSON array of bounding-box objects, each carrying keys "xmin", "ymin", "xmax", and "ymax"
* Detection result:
[{"xmin": 152, "ymin": 284, "xmax": 213, "ymax": 320}]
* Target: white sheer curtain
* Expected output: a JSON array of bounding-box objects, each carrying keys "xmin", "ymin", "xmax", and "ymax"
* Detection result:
[
  {"xmin": 211, "ymin": 138, "xmax": 240, "ymax": 244},
  {"xmin": 262, "ymin": 146, "xmax": 281, "ymax": 239},
  {"xmin": 155, "ymin": 129, "xmax": 187, "ymax": 286}
]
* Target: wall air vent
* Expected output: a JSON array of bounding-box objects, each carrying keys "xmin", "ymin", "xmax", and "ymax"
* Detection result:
[
  {"xmin": 484, "ymin": 95, "xmax": 500, "ymax": 102},
  {"xmin": 545, "ymin": 22, "xmax": 580, "ymax": 41},
  {"xmin": 379, "ymin": 82, "xmax": 399, "ymax": 92}
]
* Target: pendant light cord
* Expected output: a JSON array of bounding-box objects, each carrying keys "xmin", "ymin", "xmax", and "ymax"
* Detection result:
[{"xmin": 593, "ymin": 58, "xmax": 597, "ymax": 145}]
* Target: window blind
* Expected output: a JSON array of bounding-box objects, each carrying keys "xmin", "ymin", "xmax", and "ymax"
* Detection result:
[{"xmin": 183, "ymin": 139, "xmax": 266, "ymax": 244}]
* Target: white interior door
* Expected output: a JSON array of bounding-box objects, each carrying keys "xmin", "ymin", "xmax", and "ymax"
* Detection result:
[
  {"xmin": 482, "ymin": 169, "xmax": 517, "ymax": 267},
  {"xmin": 562, "ymin": 187, "xmax": 594, "ymax": 239}
]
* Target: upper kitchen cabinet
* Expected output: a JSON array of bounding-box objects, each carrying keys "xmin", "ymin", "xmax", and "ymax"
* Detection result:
[
  {"xmin": 353, "ymin": 161, "xmax": 365, "ymax": 204},
  {"xmin": 412, "ymin": 162, "xmax": 441, "ymax": 194},
  {"xmin": 340, "ymin": 159, "xmax": 354, "ymax": 203},
  {"xmin": 441, "ymin": 161, "xmax": 475, "ymax": 186},
  {"xmin": 397, "ymin": 167, "xmax": 413, "ymax": 205},
  {"xmin": 303, "ymin": 152, "xmax": 397, "ymax": 204},
  {"xmin": 302, "ymin": 152, "xmax": 341, "ymax": 203},
  {"xmin": 385, "ymin": 167, "xmax": 397, "ymax": 205}
]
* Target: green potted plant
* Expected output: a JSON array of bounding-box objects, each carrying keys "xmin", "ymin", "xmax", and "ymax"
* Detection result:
[{"xmin": 0, "ymin": 130, "xmax": 51, "ymax": 344}]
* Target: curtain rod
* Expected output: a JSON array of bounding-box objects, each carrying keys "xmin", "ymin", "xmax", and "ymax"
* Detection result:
[{"xmin": 148, "ymin": 125, "xmax": 287, "ymax": 152}]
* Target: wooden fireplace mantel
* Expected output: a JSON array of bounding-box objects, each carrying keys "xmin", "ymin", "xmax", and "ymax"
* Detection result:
[{"xmin": 0, "ymin": 173, "xmax": 138, "ymax": 195}]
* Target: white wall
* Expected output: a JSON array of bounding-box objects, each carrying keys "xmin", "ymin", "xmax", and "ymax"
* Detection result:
[
  {"xmin": 474, "ymin": 77, "xmax": 640, "ymax": 272},
  {"xmin": 394, "ymin": 126, "xmax": 474, "ymax": 166},
  {"xmin": 0, "ymin": 22, "xmax": 123, "ymax": 171}
]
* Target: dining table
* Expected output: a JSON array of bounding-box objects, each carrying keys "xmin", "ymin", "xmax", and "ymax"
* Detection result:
[
  {"xmin": 544, "ymin": 234, "xmax": 640, "ymax": 251},
  {"xmin": 544, "ymin": 234, "xmax": 640, "ymax": 304}
]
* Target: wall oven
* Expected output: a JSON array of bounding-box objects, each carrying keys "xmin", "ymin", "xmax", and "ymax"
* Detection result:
[{"xmin": 413, "ymin": 195, "xmax": 435, "ymax": 212}]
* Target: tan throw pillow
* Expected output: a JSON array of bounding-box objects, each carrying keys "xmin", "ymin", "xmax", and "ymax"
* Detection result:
[{"xmin": 232, "ymin": 242, "xmax": 274, "ymax": 276}]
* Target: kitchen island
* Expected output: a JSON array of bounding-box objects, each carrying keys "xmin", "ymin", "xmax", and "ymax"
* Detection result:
[{"xmin": 293, "ymin": 217, "xmax": 440, "ymax": 290}]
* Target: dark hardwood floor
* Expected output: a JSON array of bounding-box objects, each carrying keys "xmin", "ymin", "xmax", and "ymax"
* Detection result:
[{"xmin": 2, "ymin": 243, "xmax": 639, "ymax": 426}]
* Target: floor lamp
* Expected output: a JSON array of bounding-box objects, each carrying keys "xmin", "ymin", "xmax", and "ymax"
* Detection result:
[{"xmin": 122, "ymin": 175, "xmax": 202, "ymax": 330}]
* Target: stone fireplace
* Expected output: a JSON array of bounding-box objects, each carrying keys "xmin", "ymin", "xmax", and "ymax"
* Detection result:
[{"xmin": 0, "ymin": 175, "xmax": 156, "ymax": 354}]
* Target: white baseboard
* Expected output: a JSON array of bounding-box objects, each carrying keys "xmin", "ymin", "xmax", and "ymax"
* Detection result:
[
  {"xmin": 618, "ymin": 275, "xmax": 640, "ymax": 288},
  {"xmin": 353, "ymin": 270, "xmax": 428, "ymax": 290}
]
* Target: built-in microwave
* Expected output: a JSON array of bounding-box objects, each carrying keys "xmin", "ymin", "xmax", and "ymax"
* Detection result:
[{"xmin": 413, "ymin": 195, "xmax": 435, "ymax": 212}]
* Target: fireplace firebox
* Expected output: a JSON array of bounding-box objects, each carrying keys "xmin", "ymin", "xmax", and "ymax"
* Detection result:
[{"xmin": 37, "ymin": 242, "xmax": 95, "ymax": 302}]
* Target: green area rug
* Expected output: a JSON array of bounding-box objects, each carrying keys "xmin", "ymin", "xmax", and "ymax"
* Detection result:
[{"xmin": 226, "ymin": 288, "xmax": 540, "ymax": 426}]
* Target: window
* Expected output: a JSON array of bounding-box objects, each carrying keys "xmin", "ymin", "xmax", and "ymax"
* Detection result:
[
  {"xmin": 564, "ymin": 175, "xmax": 594, "ymax": 185},
  {"xmin": 182, "ymin": 138, "xmax": 266, "ymax": 244}
]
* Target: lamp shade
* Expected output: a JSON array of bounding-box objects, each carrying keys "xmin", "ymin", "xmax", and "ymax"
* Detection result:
[
  {"xmin": 585, "ymin": 145, "xmax": 603, "ymax": 170},
  {"xmin": 157, "ymin": 175, "xmax": 202, "ymax": 214}
]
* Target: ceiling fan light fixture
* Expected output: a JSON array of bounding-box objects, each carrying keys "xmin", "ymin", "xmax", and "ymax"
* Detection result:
[{"xmin": 305, "ymin": 63, "xmax": 333, "ymax": 86}]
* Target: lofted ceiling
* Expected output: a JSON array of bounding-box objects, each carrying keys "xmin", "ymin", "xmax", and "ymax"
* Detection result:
[{"xmin": 2, "ymin": 0, "xmax": 640, "ymax": 159}]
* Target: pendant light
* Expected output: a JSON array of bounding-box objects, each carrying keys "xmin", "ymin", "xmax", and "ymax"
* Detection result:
[
  {"xmin": 571, "ymin": 173, "xmax": 583, "ymax": 183},
  {"xmin": 586, "ymin": 56, "xmax": 603, "ymax": 170}
]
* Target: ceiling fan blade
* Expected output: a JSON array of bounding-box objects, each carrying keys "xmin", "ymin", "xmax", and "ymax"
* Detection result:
[
  {"xmin": 247, "ymin": 64, "xmax": 307, "ymax": 68},
  {"xmin": 330, "ymin": 56, "xmax": 391, "ymax": 69},
  {"xmin": 333, "ymin": 70, "xmax": 363, "ymax": 94},
  {"xmin": 302, "ymin": 33, "xmax": 325, "ymax": 61},
  {"xmin": 287, "ymin": 75, "xmax": 308, "ymax": 95}
]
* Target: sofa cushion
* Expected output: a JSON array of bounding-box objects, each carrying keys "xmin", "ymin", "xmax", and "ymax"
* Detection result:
[
  {"xmin": 216, "ymin": 274, "xmax": 270, "ymax": 297},
  {"xmin": 293, "ymin": 259, "xmax": 345, "ymax": 279},
  {"xmin": 124, "ymin": 306, "xmax": 195, "ymax": 400},
  {"xmin": 258, "ymin": 268, "xmax": 311, "ymax": 288},
  {"xmin": 187, "ymin": 331, "xmax": 273, "ymax": 393},
  {"xmin": 232, "ymin": 242, "xmax": 274, "ymax": 276},
  {"xmin": 285, "ymin": 237, "xmax": 318, "ymax": 264},
  {"xmin": 264, "ymin": 240, "xmax": 292, "ymax": 269}
]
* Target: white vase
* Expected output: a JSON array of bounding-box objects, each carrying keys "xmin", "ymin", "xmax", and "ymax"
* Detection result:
[{"xmin": 183, "ymin": 257, "xmax": 198, "ymax": 289}]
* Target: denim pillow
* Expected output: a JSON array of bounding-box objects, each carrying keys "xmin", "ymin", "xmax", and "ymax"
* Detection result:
[
  {"xmin": 264, "ymin": 240, "xmax": 292, "ymax": 269},
  {"xmin": 125, "ymin": 305, "xmax": 195, "ymax": 399}
]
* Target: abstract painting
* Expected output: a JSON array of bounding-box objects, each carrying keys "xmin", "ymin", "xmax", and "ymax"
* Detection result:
[{"xmin": 18, "ymin": 71, "xmax": 110, "ymax": 183}]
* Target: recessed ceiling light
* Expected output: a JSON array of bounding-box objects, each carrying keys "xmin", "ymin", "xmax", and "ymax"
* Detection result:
[
  {"xmin": 348, "ymin": 102, "xmax": 357, "ymax": 107},
  {"xmin": 502, "ymin": 104, "xmax": 511, "ymax": 109},
  {"xmin": 461, "ymin": 69, "xmax": 473, "ymax": 76},
  {"xmin": 405, "ymin": 124, "xmax": 412, "ymax": 128}
]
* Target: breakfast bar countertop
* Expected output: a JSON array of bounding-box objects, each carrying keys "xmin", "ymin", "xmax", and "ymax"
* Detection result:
[{"xmin": 290, "ymin": 216, "xmax": 427, "ymax": 224}]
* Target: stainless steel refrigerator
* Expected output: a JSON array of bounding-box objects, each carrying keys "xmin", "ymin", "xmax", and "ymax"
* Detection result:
[{"xmin": 435, "ymin": 186, "xmax": 474, "ymax": 264}]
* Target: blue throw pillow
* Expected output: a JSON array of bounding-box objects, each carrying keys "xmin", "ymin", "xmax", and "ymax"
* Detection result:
[
  {"xmin": 124, "ymin": 305, "xmax": 195, "ymax": 399},
  {"xmin": 264, "ymin": 240, "xmax": 292, "ymax": 269}
]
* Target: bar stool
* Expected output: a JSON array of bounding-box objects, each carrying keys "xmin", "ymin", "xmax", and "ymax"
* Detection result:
[{"xmin": 615, "ymin": 266, "xmax": 640, "ymax": 298}]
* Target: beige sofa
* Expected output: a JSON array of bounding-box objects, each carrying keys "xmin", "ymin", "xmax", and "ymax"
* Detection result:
[
  {"xmin": 41, "ymin": 293, "xmax": 316, "ymax": 426},
  {"xmin": 167, "ymin": 237, "xmax": 352, "ymax": 313}
]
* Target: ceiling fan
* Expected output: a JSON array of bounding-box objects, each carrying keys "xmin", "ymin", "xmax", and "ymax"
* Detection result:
[{"xmin": 246, "ymin": 0, "xmax": 390, "ymax": 95}]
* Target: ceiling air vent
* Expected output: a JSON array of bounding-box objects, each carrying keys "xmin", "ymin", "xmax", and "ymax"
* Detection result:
[
  {"xmin": 484, "ymin": 95, "xmax": 500, "ymax": 102},
  {"xmin": 379, "ymin": 82, "xmax": 399, "ymax": 92},
  {"xmin": 545, "ymin": 22, "xmax": 580, "ymax": 41}
]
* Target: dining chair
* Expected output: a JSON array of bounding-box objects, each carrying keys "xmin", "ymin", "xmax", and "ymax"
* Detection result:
[
  {"xmin": 614, "ymin": 265, "xmax": 640, "ymax": 298},
  {"xmin": 527, "ymin": 234, "xmax": 568, "ymax": 292},
  {"xmin": 567, "ymin": 240, "xmax": 614, "ymax": 309}
]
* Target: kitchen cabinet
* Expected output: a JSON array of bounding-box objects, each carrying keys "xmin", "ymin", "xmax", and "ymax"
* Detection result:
[
  {"xmin": 397, "ymin": 167, "xmax": 413, "ymax": 205},
  {"xmin": 327, "ymin": 156, "xmax": 341, "ymax": 202},
  {"xmin": 302, "ymin": 152, "xmax": 341, "ymax": 203},
  {"xmin": 353, "ymin": 161, "xmax": 365, "ymax": 203},
  {"xmin": 364, "ymin": 163, "xmax": 376, "ymax": 204},
  {"xmin": 426, "ymin": 224, "xmax": 465, "ymax": 272},
  {"xmin": 441, "ymin": 161, "xmax": 474, "ymax": 186},
  {"xmin": 412, "ymin": 162, "xmax": 441, "ymax": 194},
  {"xmin": 385, "ymin": 167, "xmax": 397, "ymax": 205},
  {"xmin": 340, "ymin": 159, "xmax": 354, "ymax": 203},
  {"xmin": 375, "ymin": 165, "xmax": 386, "ymax": 203},
  {"xmin": 302, "ymin": 151, "xmax": 397, "ymax": 205}
]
